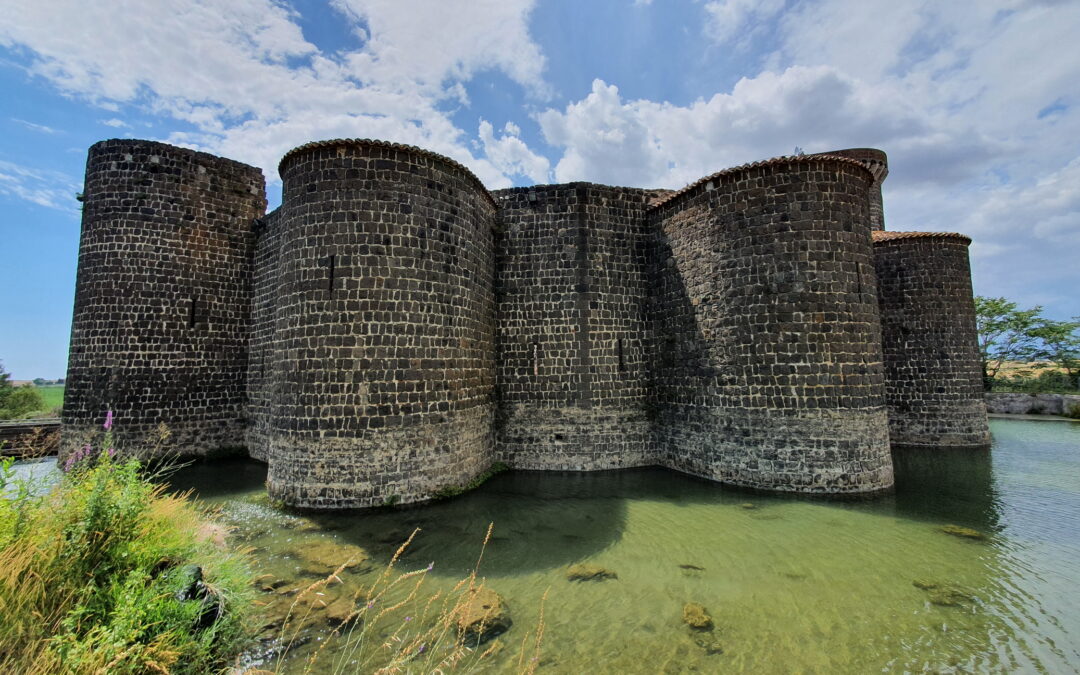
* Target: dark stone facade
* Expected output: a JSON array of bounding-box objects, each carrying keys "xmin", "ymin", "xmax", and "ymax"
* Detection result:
[
  {"xmin": 63, "ymin": 138, "xmax": 989, "ymax": 508},
  {"xmin": 63, "ymin": 140, "xmax": 265, "ymax": 457},
  {"xmin": 649, "ymin": 157, "xmax": 893, "ymax": 493},
  {"xmin": 872, "ymin": 232, "xmax": 991, "ymax": 447}
]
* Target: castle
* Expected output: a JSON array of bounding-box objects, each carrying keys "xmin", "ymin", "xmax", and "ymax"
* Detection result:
[{"xmin": 61, "ymin": 138, "xmax": 990, "ymax": 508}]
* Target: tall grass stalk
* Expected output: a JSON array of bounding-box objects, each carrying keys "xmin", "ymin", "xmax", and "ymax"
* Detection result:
[{"xmin": 268, "ymin": 523, "xmax": 548, "ymax": 675}]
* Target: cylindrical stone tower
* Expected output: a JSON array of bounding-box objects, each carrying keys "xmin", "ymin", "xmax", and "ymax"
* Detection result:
[
  {"xmin": 872, "ymin": 231, "xmax": 990, "ymax": 447},
  {"xmin": 814, "ymin": 148, "xmax": 888, "ymax": 230},
  {"xmin": 649, "ymin": 155, "xmax": 893, "ymax": 494},
  {"xmin": 265, "ymin": 140, "xmax": 497, "ymax": 508},
  {"xmin": 62, "ymin": 140, "xmax": 266, "ymax": 457}
]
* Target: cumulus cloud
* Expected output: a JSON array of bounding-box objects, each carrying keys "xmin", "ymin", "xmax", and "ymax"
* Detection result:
[
  {"xmin": 537, "ymin": 68, "xmax": 974, "ymax": 188},
  {"xmin": 478, "ymin": 119, "xmax": 550, "ymax": 184},
  {"xmin": 0, "ymin": 0, "xmax": 549, "ymax": 188},
  {"xmin": 331, "ymin": 0, "xmax": 548, "ymax": 99}
]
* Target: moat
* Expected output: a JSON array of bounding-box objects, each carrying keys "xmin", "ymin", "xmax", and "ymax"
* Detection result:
[{"xmin": 16, "ymin": 417, "xmax": 1080, "ymax": 672}]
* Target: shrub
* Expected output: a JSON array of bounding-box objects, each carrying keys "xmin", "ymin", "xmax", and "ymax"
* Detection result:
[
  {"xmin": 0, "ymin": 416, "xmax": 254, "ymax": 674},
  {"xmin": 0, "ymin": 385, "xmax": 45, "ymax": 420}
]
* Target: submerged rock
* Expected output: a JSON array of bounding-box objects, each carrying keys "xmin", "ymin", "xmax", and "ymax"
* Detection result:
[
  {"xmin": 939, "ymin": 524, "xmax": 987, "ymax": 541},
  {"xmin": 289, "ymin": 539, "xmax": 369, "ymax": 575},
  {"xmin": 692, "ymin": 631, "xmax": 724, "ymax": 655},
  {"xmin": 912, "ymin": 579, "xmax": 939, "ymax": 591},
  {"xmin": 457, "ymin": 587, "xmax": 512, "ymax": 644},
  {"xmin": 929, "ymin": 587, "xmax": 975, "ymax": 607},
  {"xmin": 678, "ymin": 564, "xmax": 705, "ymax": 571},
  {"xmin": 682, "ymin": 603, "xmax": 714, "ymax": 631},
  {"xmin": 739, "ymin": 503, "xmax": 757, "ymax": 510},
  {"xmin": 566, "ymin": 564, "xmax": 618, "ymax": 582}
]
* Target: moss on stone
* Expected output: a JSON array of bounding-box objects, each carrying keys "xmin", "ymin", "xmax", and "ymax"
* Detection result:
[
  {"xmin": 432, "ymin": 462, "xmax": 509, "ymax": 500},
  {"xmin": 682, "ymin": 603, "xmax": 714, "ymax": 631},
  {"xmin": 565, "ymin": 563, "xmax": 618, "ymax": 582},
  {"xmin": 939, "ymin": 524, "xmax": 987, "ymax": 540}
]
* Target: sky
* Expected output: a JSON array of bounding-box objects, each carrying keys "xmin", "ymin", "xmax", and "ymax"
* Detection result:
[{"xmin": 0, "ymin": 0, "xmax": 1078, "ymax": 379}]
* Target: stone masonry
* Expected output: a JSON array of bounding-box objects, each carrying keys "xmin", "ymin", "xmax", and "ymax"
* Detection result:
[{"xmin": 63, "ymin": 138, "xmax": 990, "ymax": 508}]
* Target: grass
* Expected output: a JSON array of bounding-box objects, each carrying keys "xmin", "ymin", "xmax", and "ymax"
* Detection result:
[
  {"xmin": 0, "ymin": 429, "xmax": 254, "ymax": 674},
  {"xmin": 34, "ymin": 385, "xmax": 64, "ymax": 412}
]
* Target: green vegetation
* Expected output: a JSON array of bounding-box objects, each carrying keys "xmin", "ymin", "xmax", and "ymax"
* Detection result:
[
  {"xmin": 0, "ymin": 362, "xmax": 64, "ymax": 420},
  {"xmin": 0, "ymin": 427, "xmax": 254, "ymax": 674},
  {"xmin": 35, "ymin": 385, "xmax": 64, "ymax": 412},
  {"xmin": 975, "ymin": 296, "xmax": 1080, "ymax": 392}
]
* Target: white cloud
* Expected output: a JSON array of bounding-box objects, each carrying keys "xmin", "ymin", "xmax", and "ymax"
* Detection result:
[
  {"xmin": 0, "ymin": 159, "xmax": 80, "ymax": 212},
  {"xmin": 0, "ymin": 0, "xmax": 550, "ymax": 188},
  {"xmin": 537, "ymin": 69, "xmax": 970, "ymax": 188},
  {"xmin": 702, "ymin": 0, "xmax": 785, "ymax": 46},
  {"xmin": 331, "ymin": 0, "xmax": 548, "ymax": 99},
  {"xmin": 478, "ymin": 119, "xmax": 550, "ymax": 184},
  {"xmin": 101, "ymin": 118, "xmax": 129, "ymax": 128},
  {"xmin": 12, "ymin": 118, "xmax": 59, "ymax": 134}
]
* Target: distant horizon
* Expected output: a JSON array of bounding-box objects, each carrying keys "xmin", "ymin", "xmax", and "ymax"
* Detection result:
[{"xmin": 2, "ymin": 0, "xmax": 1079, "ymax": 379}]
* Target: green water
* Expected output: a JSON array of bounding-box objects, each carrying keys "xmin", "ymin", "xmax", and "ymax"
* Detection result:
[{"xmin": 158, "ymin": 419, "xmax": 1080, "ymax": 673}]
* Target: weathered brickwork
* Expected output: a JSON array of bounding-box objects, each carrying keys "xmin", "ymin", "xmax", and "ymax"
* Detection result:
[
  {"xmin": 873, "ymin": 232, "xmax": 991, "ymax": 447},
  {"xmin": 62, "ymin": 137, "xmax": 990, "ymax": 507},
  {"xmin": 62, "ymin": 140, "xmax": 265, "ymax": 457},
  {"xmin": 812, "ymin": 149, "xmax": 888, "ymax": 231},
  {"xmin": 261, "ymin": 141, "xmax": 497, "ymax": 507},
  {"xmin": 493, "ymin": 184, "xmax": 654, "ymax": 470},
  {"xmin": 649, "ymin": 158, "xmax": 893, "ymax": 493}
]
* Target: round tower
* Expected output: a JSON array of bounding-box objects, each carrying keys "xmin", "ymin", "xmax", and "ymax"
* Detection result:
[
  {"xmin": 265, "ymin": 140, "xmax": 497, "ymax": 508},
  {"xmin": 813, "ymin": 148, "xmax": 888, "ymax": 230},
  {"xmin": 649, "ymin": 154, "xmax": 893, "ymax": 494},
  {"xmin": 872, "ymin": 231, "xmax": 990, "ymax": 447},
  {"xmin": 62, "ymin": 139, "xmax": 266, "ymax": 458}
]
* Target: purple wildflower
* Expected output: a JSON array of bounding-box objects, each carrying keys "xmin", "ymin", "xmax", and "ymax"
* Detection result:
[
  {"xmin": 106, "ymin": 448, "xmax": 116, "ymax": 459},
  {"xmin": 426, "ymin": 562, "xmax": 434, "ymax": 571},
  {"xmin": 405, "ymin": 616, "xmax": 412, "ymax": 622},
  {"xmin": 418, "ymin": 644, "xmax": 426, "ymax": 654},
  {"xmin": 103, "ymin": 410, "xmax": 113, "ymax": 431}
]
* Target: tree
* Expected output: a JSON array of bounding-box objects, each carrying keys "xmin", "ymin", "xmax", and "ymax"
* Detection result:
[
  {"xmin": 1031, "ymin": 317, "xmax": 1080, "ymax": 389},
  {"xmin": 974, "ymin": 296, "xmax": 1044, "ymax": 390},
  {"xmin": 32, "ymin": 377, "xmax": 46, "ymax": 386},
  {"xmin": 0, "ymin": 361, "xmax": 12, "ymax": 411}
]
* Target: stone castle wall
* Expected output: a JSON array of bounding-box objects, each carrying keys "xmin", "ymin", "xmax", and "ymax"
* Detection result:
[
  {"xmin": 648, "ymin": 157, "xmax": 893, "ymax": 493},
  {"xmin": 62, "ymin": 139, "xmax": 265, "ymax": 456},
  {"xmin": 493, "ymin": 184, "xmax": 654, "ymax": 471},
  {"xmin": 61, "ymin": 137, "xmax": 991, "ymax": 507},
  {"xmin": 260, "ymin": 141, "xmax": 497, "ymax": 508},
  {"xmin": 873, "ymin": 232, "xmax": 991, "ymax": 447}
]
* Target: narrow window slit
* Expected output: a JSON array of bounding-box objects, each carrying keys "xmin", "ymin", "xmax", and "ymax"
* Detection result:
[
  {"xmin": 188, "ymin": 297, "xmax": 197, "ymax": 328},
  {"xmin": 327, "ymin": 254, "xmax": 336, "ymax": 293},
  {"xmin": 617, "ymin": 338, "xmax": 625, "ymax": 372}
]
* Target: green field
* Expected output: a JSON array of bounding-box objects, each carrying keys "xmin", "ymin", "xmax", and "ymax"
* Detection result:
[{"xmin": 36, "ymin": 385, "xmax": 65, "ymax": 413}]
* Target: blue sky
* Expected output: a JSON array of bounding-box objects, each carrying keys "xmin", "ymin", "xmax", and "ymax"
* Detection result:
[{"xmin": 1, "ymin": 0, "xmax": 1078, "ymax": 379}]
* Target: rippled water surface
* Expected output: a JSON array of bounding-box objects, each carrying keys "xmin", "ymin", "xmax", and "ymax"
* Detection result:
[{"xmin": 37, "ymin": 418, "xmax": 1080, "ymax": 673}]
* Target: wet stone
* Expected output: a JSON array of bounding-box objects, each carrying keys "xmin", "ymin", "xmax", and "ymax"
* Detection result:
[{"xmin": 566, "ymin": 563, "xmax": 618, "ymax": 582}]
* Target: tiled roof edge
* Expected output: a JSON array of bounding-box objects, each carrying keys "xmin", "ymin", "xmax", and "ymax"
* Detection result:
[
  {"xmin": 279, "ymin": 138, "xmax": 498, "ymax": 209},
  {"xmin": 647, "ymin": 154, "xmax": 875, "ymax": 211}
]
